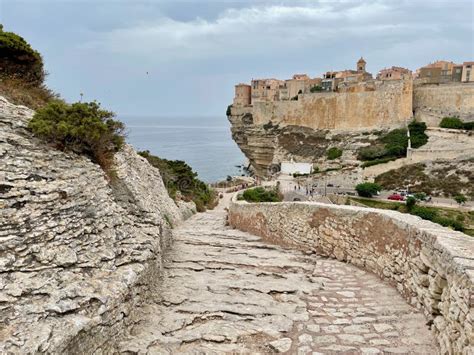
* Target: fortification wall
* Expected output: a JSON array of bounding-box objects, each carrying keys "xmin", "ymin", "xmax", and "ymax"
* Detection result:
[
  {"xmin": 413, "ymin": 83, "xmax": 474, "ymax": 126},
  {"xmin": 229, "ymin": 196, "xmax": 474, "ymax": 354},
  {"xmin": 0, "ymin": 97, "xmax": 195, "ymax": 353},
  {"xmin": 251, "ymin": 79, "xmax": 413, "ymax": 130}
]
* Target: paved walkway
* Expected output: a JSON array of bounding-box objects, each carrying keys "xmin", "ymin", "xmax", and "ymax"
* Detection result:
[{"xmin": 119, "ymin": 196, "xmax": 436, "ymax": 354}]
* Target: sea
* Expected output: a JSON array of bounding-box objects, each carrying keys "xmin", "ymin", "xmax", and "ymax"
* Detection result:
[{"xmin": 119, "ymin": 115, "xmax": 246, "ymax": 183}]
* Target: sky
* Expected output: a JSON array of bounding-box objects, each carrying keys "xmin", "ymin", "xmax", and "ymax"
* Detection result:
[{"xmin": 1, "ymin": 0, "xmax": 473, "ymax": 117}]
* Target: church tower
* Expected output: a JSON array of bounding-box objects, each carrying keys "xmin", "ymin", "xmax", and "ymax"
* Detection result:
[{"xmin": 357, "ymin": 57, "xmax": 366, "ymax": 72}]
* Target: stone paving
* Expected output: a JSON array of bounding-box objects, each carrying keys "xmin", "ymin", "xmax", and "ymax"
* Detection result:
[{"xmin": 119, "ymin": 196, "xmax": 436, "ymax": 354}]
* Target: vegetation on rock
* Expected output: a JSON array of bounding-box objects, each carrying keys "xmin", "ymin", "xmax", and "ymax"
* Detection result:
[
  {"xmin": 240, "ymin": 187, "xmax": 282, "ymax": 202},
  {"xmin": 375, "ymin": 161, "xmax": 474, "ymax": 198},
  {"xmin": 355, "ymin": 182, "xmax": 381, "ymax": 197},
  {"xmin": 28, "ymin": 101, "xmax": 125, "ymax": 171},
  {"xmin": 139, "ymin": 150, "xmax": 217, "ymax": 211},
  {"xmin": 0, "ymin": 24, "xmax": 58, "ymax": 108},
  {"xmin": 358, "ymin": 121, "xmax": 428, "ymax": 165},
  {"xmin": 326, "ymin": 147, "xmax": 343, "ymax": 160},
  {"xmin": 439, "ymin": 116, "xmax": 473, "ymax": 130}
]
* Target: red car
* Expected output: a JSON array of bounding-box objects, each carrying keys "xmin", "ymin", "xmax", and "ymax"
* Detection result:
[{"xmin": 388, "ymin": 193, "xmax": 404, "ymax": 201}]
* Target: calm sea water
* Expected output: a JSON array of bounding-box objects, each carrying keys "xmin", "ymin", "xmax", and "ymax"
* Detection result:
[{"xmin": 119, "ymin": 115, "xmax": 246, "ymax": 183}]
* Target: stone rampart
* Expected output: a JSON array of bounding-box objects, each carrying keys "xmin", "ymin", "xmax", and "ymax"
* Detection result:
[
  {"xmin": 413, "ymin": 83, "xmax": 474, "ymax": 126},
  {"xmin": 228, "ymin": 196, "xmax": 474, "ymax": 354},
  {"xmin": 249, "ymin": 79, "xmax": 413, "ymax": 130}
]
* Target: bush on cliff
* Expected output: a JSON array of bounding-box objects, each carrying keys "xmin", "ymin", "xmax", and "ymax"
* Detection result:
[
  {"xmin": 241, "ymin": 187, "xmax": 282, "ymax": 203},
  {"xmin": 0, "ymin": 25, "xmax": 58, "ymax": 108},
  {"xmin": 355, "ymin": 182, "xmax": 381, "ymax": 198},
  {"xmin": 0, "ymin": 24, "xmax": 45, "ymax": 84},
  {"xmin": 28, "ymin": 101, "xmax": 125, "ymax": 171},
  {"xmin": 358, "ymin": 121, "xmax": 428, "ymax": 164},
  {"xmin": 138, "ymin": 150, "xmax": 217, "ymax": 212},
  {"xmin": 326, "ymin": 147, "xmax": 343, "ymax": 160},
  {"xmin": 439, "ymin": 117, "xmax": 473, "ymax": 130}
]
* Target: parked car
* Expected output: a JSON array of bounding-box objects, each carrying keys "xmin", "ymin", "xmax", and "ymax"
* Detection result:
[{"xmin": 388, "ymin": 194, "xmax": 404, "ymax": 201}]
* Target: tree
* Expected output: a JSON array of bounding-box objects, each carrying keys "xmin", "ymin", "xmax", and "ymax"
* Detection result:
[
  {"xmin": 406, "ymin": 196, "xmax": 417, "ymax": 210},
  {"xmin": 355, "ymin": 183, "xmax": 381, "ymax": 198},
  {"xmin": 454, "ymin": 194, "xmax": 467, "ymax": 205}
]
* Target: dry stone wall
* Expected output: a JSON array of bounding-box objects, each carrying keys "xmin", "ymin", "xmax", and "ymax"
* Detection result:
[
  {"xmin": 229, "ymin": 196, "xmax": 474, "ymax": 354},
  {"xmin": 0, "ymin": 97, "xmax": 195, "ymax": 353}
]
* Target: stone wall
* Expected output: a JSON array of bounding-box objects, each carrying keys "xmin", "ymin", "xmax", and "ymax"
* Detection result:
[
  {"xmin": 413, "ymin": 83, "xmax": 474, "ymax": 126},
  {"xmin": 228, "ymin": 196, "xmax": 474, "ymax": 354},
  {"xmin": 0, "ymin": 97, "xmax": 195, "ymax": 353},
  {"xmin": 249, "ymin": 79, "xmax": 413, "ymax": 131}
]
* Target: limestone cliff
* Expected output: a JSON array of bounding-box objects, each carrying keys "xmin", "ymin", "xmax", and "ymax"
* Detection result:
[
  {"xmin": 0, "ymin": 97, "xmax": 195, "ymax": 353},
  {"xmin": 228, "ymin": 107, "xmax": 381, "ymax": 176},
  {"xmin": 228, "ymin": 82, "xmax": 474, "ymax": 177}
]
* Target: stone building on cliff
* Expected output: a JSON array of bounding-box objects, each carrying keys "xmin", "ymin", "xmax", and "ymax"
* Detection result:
[
  {"xmin": 377, "ymin": 66, "xmax": 412, "ymax": 81},
  {"xmin": 236, "ymin": 58, "xmax": 377, "ymax": 106}
]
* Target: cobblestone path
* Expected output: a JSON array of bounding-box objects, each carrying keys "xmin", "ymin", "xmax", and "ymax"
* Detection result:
[{"xmin": 119, "ymin": 197, "xmax": 436, "ymax": 354}]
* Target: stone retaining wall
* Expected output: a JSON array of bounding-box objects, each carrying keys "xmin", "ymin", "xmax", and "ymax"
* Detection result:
[{"xmin": 228, "ymin": 196, "xmax": 474, "ymax": 354}]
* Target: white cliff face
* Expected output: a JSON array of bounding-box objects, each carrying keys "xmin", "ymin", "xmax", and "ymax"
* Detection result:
[{"xmin": 0, "ymin": 96, "xmax": 194, "ymax": 353}]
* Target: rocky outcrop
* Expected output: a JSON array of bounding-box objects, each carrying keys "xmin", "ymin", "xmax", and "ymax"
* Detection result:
[
  {"xmin": 0, "ymin": 97, "xmax": 194, "ymax": 353},
  {"xmin": 228, "ymin": 105, "xmax": 381, "ymax": 176},
  {"xmin": 229, "ymin": 196, "xmax": 474, "ymax": 354},
  {"xmin": 228, "ymin": 82, "xmax": 474, "ymax": 177}
]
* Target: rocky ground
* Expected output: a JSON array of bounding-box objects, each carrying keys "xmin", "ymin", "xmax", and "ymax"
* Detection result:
[{"xmin": 118, "ymin": 195, "xmax": 436, "ymax": 354}]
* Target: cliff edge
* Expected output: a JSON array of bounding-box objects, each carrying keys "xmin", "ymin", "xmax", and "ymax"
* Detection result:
[{"xmin": 0, "ymin": 96, "xmax": 194, "ymax": 353}]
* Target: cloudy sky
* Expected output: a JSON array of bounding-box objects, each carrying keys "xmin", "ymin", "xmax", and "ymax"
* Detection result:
[{"xmin": 1, "ymin": 0, "xmax": 473, "ymax": 117}]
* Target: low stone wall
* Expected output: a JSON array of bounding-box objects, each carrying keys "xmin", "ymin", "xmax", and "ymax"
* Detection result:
[{"xmin": 228, "ymin": 196, "xmax": 474, "ymax": 354}]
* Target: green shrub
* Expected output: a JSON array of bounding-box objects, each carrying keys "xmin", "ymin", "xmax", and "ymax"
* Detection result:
[
  {"xmin": 414, "ymin": 192, "xmax": 427, "ymax": 201},
  {"xmin": 226, "ymin": 104, "xmax": 232, "ymax": 116},
  {"xmin": 406, "ymin": 196, "xmax": 417, "ymax": 210},
  {"xmin": 432, "ymin": 216, "xmax": 464, "ymax": 232},
  {"xmin": 355, "ymin": 183, "xmax": 381, "ymax": 198},
  {"xmin": 139, "ymin": 150, "xmax": 217, "ymax": 211},
  {"xmin": 454, "ymin": 194, "xmax": 467, "ymax": 205},
  {"xmin": 358, "ymin": 145, "xmax": 388, "ymax": 161},
  {"xmin": 28, "ymin": 101, "xmax": 125, "ymax": 171},
  {"xmin": 310, "ymin": 85, "xmax": 323, "ymax": 93},
  {"xmin": 358, "ymin": 121, "xmax": 428, "ymax": 163},
  {"xmin": 462, "ymin": 122, "xmax": 474, "ymax": 130},
  {"xmin": 410, "ymin": 206, "xmax": 437, "ymax": 221},
  {"xmin": 440, "ymin": 117, "xmax": 464, "ymax": 129},
  {"xmin": 0, "ymin": 25, "xmax": 45, "ymax": 85},
  {"xmin": 242, "ymin": 187, "xmax": 282, "ymax": 203},
  {"xmin": 408, "ymin": 121, "xmax": 429, "ymax": 148},
  {"xmin": 327, "ymin": 147, "xmax": 343, "ymax": 160}
]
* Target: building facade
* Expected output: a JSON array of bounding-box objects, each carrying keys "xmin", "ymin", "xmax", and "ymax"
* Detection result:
[
  {"xmin": 377, "ymin": 66, "xmax": 412, "ymax": 81},
  {"xmin": 461, "ymin": 62, "xmax": 474, "ymax": 82}
]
